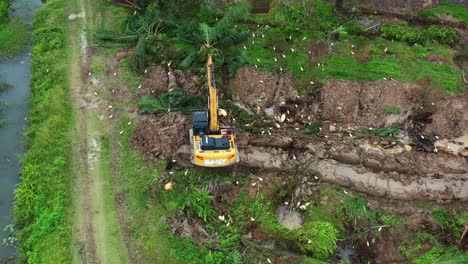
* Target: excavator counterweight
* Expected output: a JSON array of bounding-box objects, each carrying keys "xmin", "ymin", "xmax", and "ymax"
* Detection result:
[{"xmin": 189, "ymin": 56, "xmax": 239, "ymax": 167}]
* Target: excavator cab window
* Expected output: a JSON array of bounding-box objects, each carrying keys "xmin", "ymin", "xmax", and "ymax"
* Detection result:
[
  {"xmin": 192, "ymin": 111, "xmax": 209, "ymax": 135},
  {"xmin": 201, "ymin": 136, "xmax": 230, "ymax": 150}
]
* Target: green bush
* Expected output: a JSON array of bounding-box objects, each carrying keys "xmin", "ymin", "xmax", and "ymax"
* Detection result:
[
  {"xmin": 432, "ymin": 208, "xmax": 463, "ymax": 237},
  {"xmin": 185, "ymin": 188, "xmax": 215, "ymax": 222},
  {"xmin": 294, "ymin": 221, "xmax": 338, "ymax": 259},
  {"xmin": 0, "ymin": 19, "xmax": 29, "ymax": 56},
  {"xmin": 0, "ymin": 0, "xmax": 11, "ymax": 25},
  {"xmin": 411, "ymin": 245, "xmax": 468, "ymax": 264},
  {"xmin": 380, "ymin": 23, "xmax": 459, "ymax": 45}
]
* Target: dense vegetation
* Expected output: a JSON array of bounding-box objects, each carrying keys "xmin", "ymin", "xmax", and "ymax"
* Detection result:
[
  {"xmin": 13, "ymin": 0, "xmax": 73, "ymax": 262},
  {"xmin": 0, "ymin": 0, "xmax": 29, "ymax": 56},
  {"xmin": 14, "ymin": 0, "xmax": 467, "ymax": 263},
  {"xmin": 101, "ymin": 0, "xmax": 464, "ymax": 94},
  {"xmin": 125, "ymin": 1, "xmax": 467, "ymax": 262}
]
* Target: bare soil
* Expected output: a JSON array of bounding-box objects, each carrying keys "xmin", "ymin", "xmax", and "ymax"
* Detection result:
[
  {"xmin": 131, "ymin": 66, "xmax": 468, "ymax": 202},
  {"xmin": 139, "ymin": 66, "xmax": 201, "ymax": 97},
  {"xmin": 130, "ymin": 112, "xmax": 190, "ymax": 161},
  {"xmin": 321, "ymin": 79, "xmax": 425, "ymax": 129},
  {"xmin": 423, "ymin": 93, "xmax": 468, "ymax": 138},
  {"xmin": 229, "ymin": 67, "xmax": 298, "ymax": 114}
]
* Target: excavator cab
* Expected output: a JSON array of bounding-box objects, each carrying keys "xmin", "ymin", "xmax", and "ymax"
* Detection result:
[{"xmin": 189, "ymin": 56, "xmax": 239, "ymax": 167}]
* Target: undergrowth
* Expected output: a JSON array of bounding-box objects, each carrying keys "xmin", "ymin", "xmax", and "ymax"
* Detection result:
[
  {"xmin": 380, "ymin": 23, "xmax": 459, "ymax": 45},
  {"xmin": 13, "ymin": 0, "xmax": 72, "ymax": 262},
  {"xmin": 419, "ymin": 0, "xmax": 468, "ymax": 24},
  {"xmin": 0, "ymin": 0, "xmax": 29, "ymax": 57},
  {"xmin": 0, "ymin": 19, "xmax": 29, "ymax": 57}
]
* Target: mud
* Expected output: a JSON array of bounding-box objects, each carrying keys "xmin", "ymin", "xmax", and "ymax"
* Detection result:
[{"xmin": 236, "ymin": 133, "xmax": 468, "ymax": 201}]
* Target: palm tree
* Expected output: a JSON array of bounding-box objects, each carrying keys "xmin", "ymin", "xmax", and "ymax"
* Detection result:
[{"xmin": 173, "ymin": 2, "xmax": 251, "ymax": 75}]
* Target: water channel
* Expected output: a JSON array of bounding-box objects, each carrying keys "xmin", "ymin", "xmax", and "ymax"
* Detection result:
[{"xmin": 0, "ymin": 0, "xmax": 42, "ymax": 261}]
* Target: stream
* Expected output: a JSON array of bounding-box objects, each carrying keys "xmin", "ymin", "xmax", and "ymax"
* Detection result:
[{"xmin": 0, "ymin": 0, "xmax": 42, "ymax": 261}]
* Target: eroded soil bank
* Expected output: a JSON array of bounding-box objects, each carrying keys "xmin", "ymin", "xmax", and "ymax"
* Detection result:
[{"xmin": 132, "ymin": 66, "xmax": 468, "ymax": 202}]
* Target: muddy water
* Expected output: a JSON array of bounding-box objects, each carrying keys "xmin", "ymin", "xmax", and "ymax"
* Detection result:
[{"xmin": 0, "ymin": 0, "xmax": 42, "ymax": 260}]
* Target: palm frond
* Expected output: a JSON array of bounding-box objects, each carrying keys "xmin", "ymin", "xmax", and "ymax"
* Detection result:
[
  {"xmin": 179, "ymin": 50, "xmax": 198, "ymax": 69},
  {"xmin": 199, "ymin": 23, "xmax": 215, "ymax": 47},
  {"xmin": 95, "ymin": 30, "xmax": 139, "ymax": 44},
  {"xmin": 214, "ymin": 31, "xmax": 249, "ymax": 50},
  {"xmin": 215, "ymin": 2, "xmax": 250, "ymax": 39},
  {"xmin": 130, "ymin": 36, "xmax": 147, "ymax": 73}
]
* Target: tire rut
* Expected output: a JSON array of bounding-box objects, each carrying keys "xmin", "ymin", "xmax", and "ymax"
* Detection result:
[{"xmin": 70, "ymin": 0, "xmax": 100, "ymax": 262}]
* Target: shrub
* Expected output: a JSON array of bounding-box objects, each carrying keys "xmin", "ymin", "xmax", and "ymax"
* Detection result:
[
  {"xmin": 380, "ymin": 23, "xmax": 459, "ymax": 45},
  {"xmin": 432, "ymin": 208, "xmax": 463, "ymax": 237},
  {"xmin": 294, "ymin": 221, "xmax": 339, "ymax": 259},
  {"xmin": 185, "ymin": 188, "xmax": 215, "ymax": 222},
  {"xmin": 0, "ymin": 19, "xmax": 29, "ymax": 56},
  {"xmin": 0, "ymin": 0, "xmax": 11, "ymax": 25}
]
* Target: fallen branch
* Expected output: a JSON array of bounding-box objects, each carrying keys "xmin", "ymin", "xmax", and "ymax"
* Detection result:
[{"xmin": 458, "ymin": 225, "xmax": 468, "ymax": 249}]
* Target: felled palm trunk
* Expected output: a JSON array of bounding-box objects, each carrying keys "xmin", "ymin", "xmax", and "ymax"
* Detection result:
[{"xmin": 167, "ymin": 68, "xmax": 177, "ymax": 91}]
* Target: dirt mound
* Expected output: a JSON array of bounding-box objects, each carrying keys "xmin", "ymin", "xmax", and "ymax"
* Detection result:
[
  {"xmin": 229, "ymin": 67, "xmax": 298, "ymax": 113},
  {"xmin": 321, "ymin": 80, "xmax": 361, "ymax": 125},
  {"xmin": 424, "ymin": 53, "xmax": 454, "ymax": 66},
  {"xmin": 356, "ymin": 0, "xmax": 437, "ymax": 12},
  {"xmin": 423, "ymin": 94, "xmax": 468, "ymax": 138},
  {"xmin": 140, "ymin": 66, "xmax": 168, "ymax": 97},
  {"xmin": 173, "ymin": 69, "xmax": 201, "ymax": 95},
  {"xmin": 140, "ymin": 67, "xmax": 201, "ymax": 97},
  {"xmin": 130, "ymin": 112, "xmax": 190, "ymax": 160},
  {"xmin": 321, "ymin": 80, "xmax": 423, "ymax": 128}
]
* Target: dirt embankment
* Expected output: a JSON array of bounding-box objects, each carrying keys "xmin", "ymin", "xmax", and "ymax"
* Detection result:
[{"xmin": 131, "ymin": 66, "xmax": 468, "ymax": 201}]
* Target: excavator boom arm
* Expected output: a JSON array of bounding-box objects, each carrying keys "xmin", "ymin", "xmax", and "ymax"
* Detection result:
[{"xmin": 206, "ymin": 55, "xmax": 219, "ymax": 132}]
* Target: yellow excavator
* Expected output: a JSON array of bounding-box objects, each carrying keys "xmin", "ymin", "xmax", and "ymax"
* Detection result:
[{"xmin": 189, "ymin": 55, "xmax": 239, "ymax": 167}]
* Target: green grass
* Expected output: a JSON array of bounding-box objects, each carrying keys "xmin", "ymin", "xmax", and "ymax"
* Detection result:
[
  {"xmin": 411, "ymin": 245, "xmax": 468, "ymax": 264},
  {"xmin": 0, "ymin": 18, "xmax": 29, "ymax": 57},
  {"xmin": 242, "ymin": 22, "xmax": 463, "ymax": 94},
  {"xmin": 117, "ymin": 114, "xmax": 185, "ymax": 263},
  {"xmin": 311, "ymin": 54, "xmax": 462, "ymax": 94},
  {"xmin": 420, "ymin": 0, "xmax": 468, "ymax": 24},
  {"xmin": 13, "ymin": 0, "xmax": 73, "ymax": 262},
  {"xmin": 385, "ymin": 106, "xmax": 401, "ymax": 115},
  {"xmin": 92, "ymin": 128, "xmax": 129, "ymax": 263},
  {"xmin": 356, "ymin": 125, "xmax": 400, "ymax": 141}
]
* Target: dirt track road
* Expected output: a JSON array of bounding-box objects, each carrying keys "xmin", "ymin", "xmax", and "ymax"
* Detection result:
[{"xmin": 69, "ymin": 0, "xmax": 132, "ymax": 263}]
